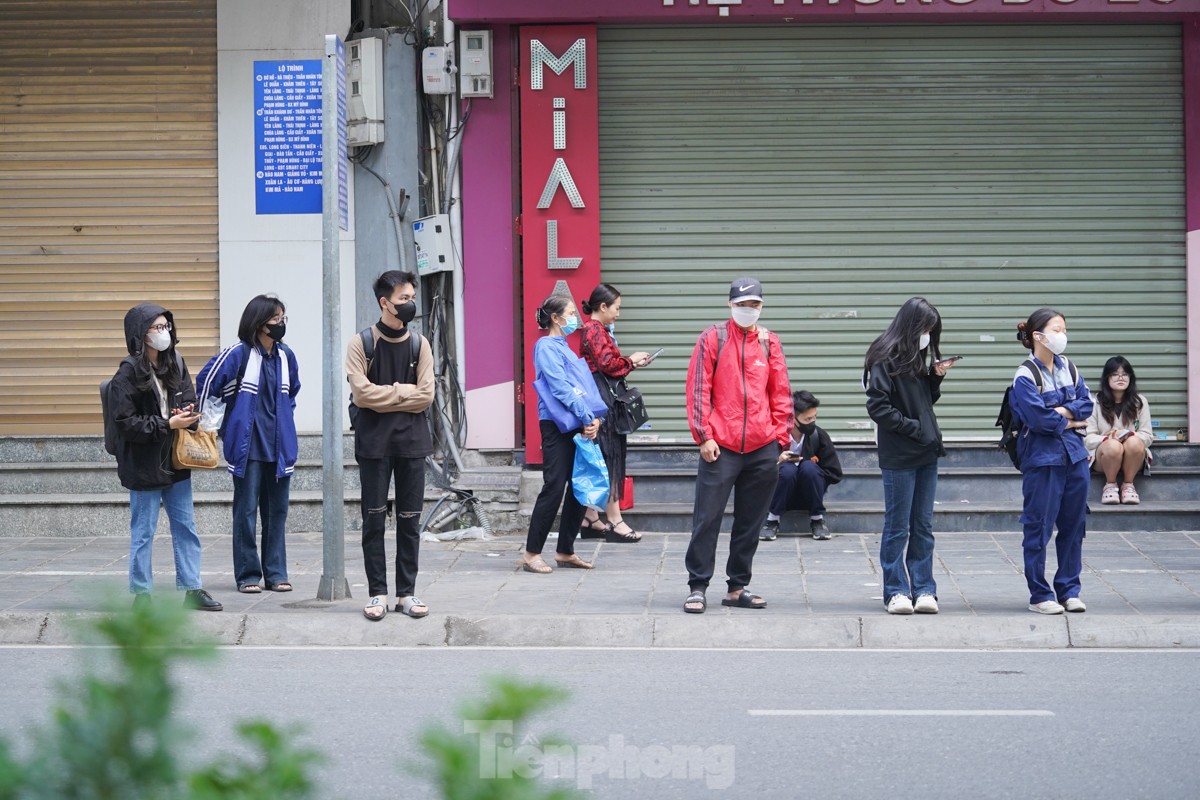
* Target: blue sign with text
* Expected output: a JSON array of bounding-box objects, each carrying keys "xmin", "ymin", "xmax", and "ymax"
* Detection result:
[{"xmin": 254, "ymin": 60, "xmax": 322, "ymax": 215}]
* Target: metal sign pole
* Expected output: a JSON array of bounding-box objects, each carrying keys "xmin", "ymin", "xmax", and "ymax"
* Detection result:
[{"xmin": 318, "ymin": 33, "xmax": 350, "ymax": 601}]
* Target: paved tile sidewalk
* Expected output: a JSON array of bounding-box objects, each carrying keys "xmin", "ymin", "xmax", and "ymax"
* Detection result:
[{"xmin": 1, "ymin": 530, "xmax": 1198, "ymax": 648}]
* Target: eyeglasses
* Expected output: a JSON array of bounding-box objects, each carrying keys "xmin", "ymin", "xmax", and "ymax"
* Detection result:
[
  {"xmin": 1110, "ymin": 372, "xmax": 1130, "ymax": 380},
  {"xmin": 268, "ymin": 316, "xmax": 288, "ymax": 325},
  {"xmin": 148, "ymin": 323, "xmax": 172, "ymax": 333}
]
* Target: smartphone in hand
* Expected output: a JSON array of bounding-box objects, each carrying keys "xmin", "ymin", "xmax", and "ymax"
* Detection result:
[{"xmin": 935, "ymin": 355, "xmax": 964, "ymax": 368}]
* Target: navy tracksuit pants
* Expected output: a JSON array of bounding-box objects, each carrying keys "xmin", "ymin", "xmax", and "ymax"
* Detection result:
[{"xmin": 1020, "ymin": 459, "xmax": 1089, "ymax": 604}]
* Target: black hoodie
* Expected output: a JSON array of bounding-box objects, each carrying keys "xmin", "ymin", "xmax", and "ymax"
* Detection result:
[{"xmin": 109, "ymin": 304, "xmax": 198, "ymax": 490}]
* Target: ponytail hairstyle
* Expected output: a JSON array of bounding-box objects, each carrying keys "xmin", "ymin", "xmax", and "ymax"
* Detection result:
[
  {"xmin": 580, "ymin": 283, "xmax": 621, "ymax": 316},
  {"xmin": 863, "ymin": 296, "xmax": 942, "ymax": 377},
  {"xmin": 1097, "ymin": 355, "xmax": 1142, "ymax": 427},
  {"xmin": 1016, "ymin": 307, "xmax": 1065, "ymax": 351},
  {"xmin": 534, "ymin": 294, "xmax": 571, "ymax": 331}
]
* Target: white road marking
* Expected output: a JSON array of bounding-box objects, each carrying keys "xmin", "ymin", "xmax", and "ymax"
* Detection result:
[{"xmin": 748, "ymin": 709, "xmax": 1054, "ymax": 717}]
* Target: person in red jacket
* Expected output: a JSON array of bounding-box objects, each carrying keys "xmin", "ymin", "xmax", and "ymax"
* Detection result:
[{"xmin": 682, "ymin": 278, "xmax": 793, "ymax": 613}]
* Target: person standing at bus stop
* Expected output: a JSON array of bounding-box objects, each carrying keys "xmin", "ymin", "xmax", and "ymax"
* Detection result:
[{"xmin": 682, "ymin": 278, "xmax": 792, "ymax": 614}]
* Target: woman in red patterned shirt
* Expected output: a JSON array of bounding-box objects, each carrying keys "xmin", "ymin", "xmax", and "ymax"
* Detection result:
[{"xmin": 579, "ymin": 284, "xmax": 651, "ymax": 542}]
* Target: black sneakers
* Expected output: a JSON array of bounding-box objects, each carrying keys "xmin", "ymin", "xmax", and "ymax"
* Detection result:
[
  {"xmin": 810, "ymin": 519, "xmax": 831, "ymax": 540},
  {"xmin": 183, "ymin": 588, "xmax": 223, "ymax": 611},
  {"xmin": 759, "ymin": 519, "xmax": 779, "ymax": 541}
]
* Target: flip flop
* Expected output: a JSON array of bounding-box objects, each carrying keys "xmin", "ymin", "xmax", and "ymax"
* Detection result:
[
  {"xmin": 238, "ymin": 584, "xmax": 262, "ymax": 594},
  {"xmin": 266, "ymin": 582, "xmax": 292, "ymax": 592},
  {"xmin": 396, "ymin": 596, "xmax": 429, "ymax": 618},
  {"xmin": 555, "ymin": 555, "xmax": 593, "ymax": 569},
  {"xmin": 721, "ymin": 590, "xmax": 767, "ymax": 609},
  {"xmin": 363, "ymin": 595, "xmax": 388, "ymax": 621},
  {"xmin": 683, "ymin": 590, "xmax": 706, "ymax": 614},
  {"xmin": 522, "ymin": 557, "xmax": 553, "ymax": 574}
]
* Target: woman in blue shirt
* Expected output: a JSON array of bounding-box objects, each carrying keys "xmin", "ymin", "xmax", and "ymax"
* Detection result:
[
  {"xmin": 1011, "ymin": 307, "xmax": 1093, "ymax": 615},
  {"xmin": 197, "ymin": 295, "xmax": 300, "ymax": 594},
  {"xmin": 524, "ymin": 294, "xmax": 602, "ymax": 574}
]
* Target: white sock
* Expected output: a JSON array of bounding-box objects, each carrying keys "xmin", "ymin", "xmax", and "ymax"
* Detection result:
[
  {"xmin": 810, "ymin": 515, "xmax": 823, "ymax": 522},
  {"xmin": 767, "ymin": 513, "xmax": 780, "ymax": 522}
]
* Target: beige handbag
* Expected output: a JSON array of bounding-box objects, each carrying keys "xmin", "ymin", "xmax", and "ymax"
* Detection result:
[{"xmin": 171, "ymin": 428, "xmax": 219, "ymax": 470}]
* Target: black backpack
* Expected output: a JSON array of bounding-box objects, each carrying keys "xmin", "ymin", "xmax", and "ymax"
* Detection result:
[
  {"xmin": 100, "ymin": 351, "xmax": 183, "ymax": 456},
  {"xmin": 347, "ymin": 327, "xmax": 422, "ymax": 430},
  {"xmin": 996, "ymin": 357, "xmax": 1079, "ymax": 470}
]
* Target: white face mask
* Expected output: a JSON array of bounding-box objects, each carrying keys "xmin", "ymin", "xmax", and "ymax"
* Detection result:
[
  {"xmin": 731, "ymin": 306, "xmax": 761, "ymax": 328},
  {"xmin": 1037, "ymin": 330, "xmax": 1068, "ymax": 356},
  {"xmin": 918, "ymin": 333, "xmax": 930, "ymax": 350},
  {"xmin": 145, "ymin": 330, "xmax": 171, "ymax": 352}
]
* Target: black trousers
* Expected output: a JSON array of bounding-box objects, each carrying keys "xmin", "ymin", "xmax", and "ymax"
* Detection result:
[
  {"xmin": 525, "ymin": 420, "xmax": 586, "ymax": 557},
  {"xmin": 685, "ymin": 442, "xmax": 780, "ymax": 593},
  {"xmin": 358, "ymin": 455, "xmax": 424, "ymax": 597}
]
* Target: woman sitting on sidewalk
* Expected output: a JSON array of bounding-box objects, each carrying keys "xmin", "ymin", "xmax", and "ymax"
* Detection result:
[{"xmin": 1085, "ymin": 356, "xmax": 1153, "ymax": 505}]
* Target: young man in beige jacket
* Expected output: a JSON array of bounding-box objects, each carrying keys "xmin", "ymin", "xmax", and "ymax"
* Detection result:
[{"xmin": 346, "ymin": 270, "xmax": 435, "ymax": 621}]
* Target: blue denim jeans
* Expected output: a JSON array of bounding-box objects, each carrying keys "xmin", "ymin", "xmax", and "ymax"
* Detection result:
[
  {"xmin": 879, "ymin": 462, "xmax": 938, "ymax": 605},
  {"xmin": 231, "ymin": 460, "xmax": 291, "ymax": 588},
  {"xmin": 128, "ymin": 478, "xmax": 203, "ymax": 594}
]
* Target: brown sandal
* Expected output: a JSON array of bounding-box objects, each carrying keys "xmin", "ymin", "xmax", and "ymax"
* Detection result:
[
  {"xmin": 522, "ymin": 556, "xmax": 553, "ymax": 574},
  {"xmin": 555, "ymin": 555, "xmax": 593, "ymax": 569}
]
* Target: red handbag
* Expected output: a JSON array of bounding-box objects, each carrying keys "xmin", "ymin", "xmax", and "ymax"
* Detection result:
[{"xmin": 618, "ymin": 476, "xmax": 634, "ymax": 510}]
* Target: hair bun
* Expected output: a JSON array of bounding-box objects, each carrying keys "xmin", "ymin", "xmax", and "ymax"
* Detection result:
[
  {"xmin": 579, "ymin": 300, "xmax": 593, "ymax": 315},
  {"xmin": 535, "ymin": 307, "xmax": 550, "ymax": 330}
]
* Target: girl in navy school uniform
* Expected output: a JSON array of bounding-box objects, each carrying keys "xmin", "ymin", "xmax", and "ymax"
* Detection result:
[{"xmin": 1011, "ymin": 308, "xmax": 1093, "ymax": 615}]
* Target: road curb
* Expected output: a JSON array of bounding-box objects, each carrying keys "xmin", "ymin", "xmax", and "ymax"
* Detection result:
[{"xmin": 2, "ymin": 611, "xmax": 1199, "ymax": 649}]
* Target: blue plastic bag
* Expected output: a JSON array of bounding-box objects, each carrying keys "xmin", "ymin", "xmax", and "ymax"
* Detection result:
[{"xmin": 571, "ymin": 434, "xmax": 610, "ymax": 510}]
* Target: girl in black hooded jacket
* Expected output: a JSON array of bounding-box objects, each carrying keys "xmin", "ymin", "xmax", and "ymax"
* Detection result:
[
  {"xmin": 864, "ymin": 297, "xmax": 957, "ymax": 616},
  {"xmin": 108, "ymin": 303, "xmax": 221, "ymax": 610}
]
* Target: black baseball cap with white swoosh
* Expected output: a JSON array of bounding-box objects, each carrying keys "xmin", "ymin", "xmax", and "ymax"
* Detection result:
[{"xmin": 729, "ymin": 277, "xmax": 763, "ymax": 303}]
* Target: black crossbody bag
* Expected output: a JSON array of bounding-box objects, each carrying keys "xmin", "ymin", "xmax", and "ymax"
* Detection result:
[{"xmin": 597, "ymin": 372, "xmax": 649, "ymax": 436}]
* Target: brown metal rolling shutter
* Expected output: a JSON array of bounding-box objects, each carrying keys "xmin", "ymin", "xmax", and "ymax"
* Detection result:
[{"xmin": 0, "ymin": 0, "xmax": 218, "ymax": 435}]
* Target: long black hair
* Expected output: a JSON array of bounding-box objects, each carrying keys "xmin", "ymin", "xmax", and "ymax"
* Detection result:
[
  {"xmin": 534, "ymin": 294, "xmax": 571, "ymax": 330},
  {"xmin": 863, "ymin": 297, "xmax": 942, "ymax": 377},
  {"xmin": 580, "ymin": 284, "xmax": 620, "ymax": 316},
  {"xmin": 1097, "ymin": 355, "xmax": 1142, "ymax": 427},
  {"xmin": 238, "ymin": 294, "xmax": 285, "ymax": 345},
  {"xmin": 1016, "ymin": 307, "xmax": 1065, "ymax": 352}
]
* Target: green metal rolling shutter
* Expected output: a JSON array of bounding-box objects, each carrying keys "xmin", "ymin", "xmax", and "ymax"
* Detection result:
[{"xmin": 597, "ymin": 24, "xmax": 1185, "ymax": 443}]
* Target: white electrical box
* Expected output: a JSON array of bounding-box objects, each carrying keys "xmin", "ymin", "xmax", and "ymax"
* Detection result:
[
  {"xmin": 413, "ymin": 214, "xmax": 453, "ymax": 275},
  {"xmin": 347, "ymin": 37, "xmax": 385, "ymax": 145},
  {"xmin": 422, "ymin": 46, "xmax": 456, "ymax": 95},
  {"xmin": 458, "ymin": 30, "xmax": 493, "ymax": 98}
]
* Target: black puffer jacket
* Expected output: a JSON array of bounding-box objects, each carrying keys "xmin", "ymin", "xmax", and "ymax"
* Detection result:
[
  {"xmin": 865, "ymin": 361, "xmax": 946, "ymax": 470},
  {"xmin": 110, "ymin": 304, "xmax": 198, "ymax": 490}
]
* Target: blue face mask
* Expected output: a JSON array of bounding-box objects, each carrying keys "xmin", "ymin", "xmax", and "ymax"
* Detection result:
[{"xmin": 560, "ymin": 315, "xmax": 580, "ymax": 335}]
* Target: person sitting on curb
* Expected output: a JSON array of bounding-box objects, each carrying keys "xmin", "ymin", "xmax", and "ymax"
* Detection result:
[{"xmin": 760, "ymin": 390, "xmax": 843, "ymax": 541}]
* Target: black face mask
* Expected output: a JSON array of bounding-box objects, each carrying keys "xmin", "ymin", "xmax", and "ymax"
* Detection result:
[
  {"xmin": 796, "ymin": 421, "xmax": 817, "ymax": 435},
  {"xmin": 390, "ymin": 299, "xmax": 417, "ymax": 326},
  {"xmin": 265, "ymin": 323, "xmax": 286, "ymax": 342}
]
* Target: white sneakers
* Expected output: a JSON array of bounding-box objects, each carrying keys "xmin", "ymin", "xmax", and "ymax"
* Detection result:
[
  {"xmin": 1029, "ymin": 600, "xmax": 1065, "ymax": 615},
  {"xmin": 886, "ymin": 595, "xmax": 914, "ymax": 615},
  {"xmin": 914, "ymin": 595, "xmax": 939, "ymax": 614},
  {"xmin": 1063, "ymin": 597, "xmax": 1087, "ymax": 612}
]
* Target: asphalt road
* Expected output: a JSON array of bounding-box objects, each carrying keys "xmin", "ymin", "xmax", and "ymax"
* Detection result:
[{"xmin": 2, "ymin": 647, "xmax": 1197, "ymax": 799}]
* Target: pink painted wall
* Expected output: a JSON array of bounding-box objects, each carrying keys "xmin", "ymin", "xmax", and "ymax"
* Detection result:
[
  {"xmin": 1185, "ymin": 19, "xmax": 1200, "ymax": 442},
  {"xmin": 462, "ymin": 25, "xmax": 517, "ymax": 395}
]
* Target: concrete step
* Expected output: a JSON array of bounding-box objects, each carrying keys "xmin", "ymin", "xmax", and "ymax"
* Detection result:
[
  {"xmin": 608, "ymin": 501, "xmax": 1200, "ymax": 534},
  {"xmin": 623, "ymin": 465, "xmax": 1200, "ymax": 505},
  {"xmin": 0, "ymin": 460, "xmax": 522, "ymax": 499},
  {"xmin": 626, "ymin": 441, "xmax": 1200, "ymax": 469},
  {"xmin": 0, "ymin": 490, "xmax": 522, "ymax": 538}
]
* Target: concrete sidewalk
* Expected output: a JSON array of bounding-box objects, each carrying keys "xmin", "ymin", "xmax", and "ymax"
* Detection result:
[{"xmin": 1, "ymin": 530, "xmax": 1199, "ymax": 649}]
